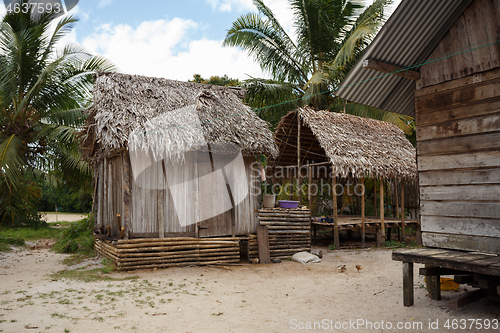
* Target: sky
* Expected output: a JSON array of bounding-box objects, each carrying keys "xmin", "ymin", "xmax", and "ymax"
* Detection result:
[{"xmin": 3, "ymin": 0, "xmax": 401, "ymax": 82}]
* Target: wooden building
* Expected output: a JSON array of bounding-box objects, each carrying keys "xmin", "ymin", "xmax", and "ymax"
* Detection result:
[
  {"xmin": 269, "ymin": 106, "xmax": 418, "ymax": 249},
  {"xmin": 336, "ymin": 0, "xmax": 500, "ymax": 306},
  {"xmin": 82, "ymin": 72, "xmax": 278, "ymax": 240}
]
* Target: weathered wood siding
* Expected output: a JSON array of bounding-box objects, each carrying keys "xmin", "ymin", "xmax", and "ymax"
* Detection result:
[
  {"xmin": 416, "ymin": 68, "xmax": 500, "ymax": 253},
  {"xmin": 95, "ymin": 152, "xmax": 259, "ymax": 237},
  {"xmin": 95, "ymin": 155, "xmax": 124, "ymax": 237},
  {"xmin": 418, "ymin": 0, "xmax": 500, "ymax": 89}
]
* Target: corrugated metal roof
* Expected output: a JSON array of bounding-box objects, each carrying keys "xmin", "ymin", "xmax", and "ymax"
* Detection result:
[{"xmin": 335, "ymin": 0, "xmax": 473, "ymax": 117}]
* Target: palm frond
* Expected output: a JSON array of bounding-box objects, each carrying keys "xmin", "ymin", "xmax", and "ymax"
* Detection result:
[
  {"xmin": 0, "ymin": 134, "xmax": 25, "ymax": 188},
  {"xmin": 223, "ymin": 13, "xmax": 306, "ymax": 84}
]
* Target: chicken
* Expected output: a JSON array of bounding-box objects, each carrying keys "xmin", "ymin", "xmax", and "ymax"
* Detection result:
[
  {"xmin": 312, "ymin": 251, "xmax": 323, "ymax": 259},
  {"xmin": 250, "ymin": 258, "xmax": 259, "ymax": 264},
  {"xmin": 338, "ymin": 264, "xmax": 346, "ymax": 273},
  {"xmin": 355, "ymin": 265, "xmax": 363, "ymax": 273}
]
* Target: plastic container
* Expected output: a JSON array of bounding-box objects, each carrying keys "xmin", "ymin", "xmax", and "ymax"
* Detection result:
[
  {"xmin": 278, "ymin": 200, "xmax": 300, "ymax": 209},
  {"xmin": 263, "ymin": 194, "xmax": 276, "ymax": 208}
]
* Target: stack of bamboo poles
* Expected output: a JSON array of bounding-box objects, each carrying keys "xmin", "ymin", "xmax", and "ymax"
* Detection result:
[
  {"xmin": 94, "ymin": 237, "xmax": 240, "ymax": 271},
  {"xmin": 248, "ymin": 209, "xmax": 311, "ymax": 260}
]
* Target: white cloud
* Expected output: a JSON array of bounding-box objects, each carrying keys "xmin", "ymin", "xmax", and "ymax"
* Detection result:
[
  {"xmin": 98, "ymin": 0, "xmax": 115, "ymax": 9},
  {"xmin": 206, "ymin": 0, "xmax": 253, "ymax": 12},
  {"xmin": 81, "ymin": 18, "xmax": 266, "ymax": 81}
]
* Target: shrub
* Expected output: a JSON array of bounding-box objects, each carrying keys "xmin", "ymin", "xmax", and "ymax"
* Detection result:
[{"xmin": 53, "ymin": 216, "xmax": 94, "ymax": 254}]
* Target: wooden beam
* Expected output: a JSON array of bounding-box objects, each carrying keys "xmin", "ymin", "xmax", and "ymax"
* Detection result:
[
  {"xmin": 332, "ymin": 174, "xmax": 339, "ymax": 250},
  {"xmin": 297, "ymin": 115, "xmax": 301, "ymax": 203},
  {"xmin": 448, "ymin": 289, "xmax": 488, "ymax": 310},
  {"xmin": 403, "ymin": 262, "xmax": 414, "ymax": 307},
  {"xmin": 257, "ymin": 225, "xmax": 271, "ymax": 264},
  {"xmin": 361, "ymin": 177, "xmax": 366, "ymax": 249},
  {"xmin": 380, "ymin": 179, "xmax": 385, "ymax": 241},
  {"xmin": 425, "ymin": 265, "xmax": 441, "ymax": 300},
  {"xmin": 363, "ymin": 59, "xmax": 421, "ymax": 81},
  {"xmin": 401, "ymin": 179, "xmax": 405, "ymax": 242}
]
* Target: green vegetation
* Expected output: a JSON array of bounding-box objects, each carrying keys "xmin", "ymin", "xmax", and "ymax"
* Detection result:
[
  {"xmin": 52, "ymin": 217, "xmax": 94, "ymax": 254},
  {"xmin": 0, "ymin": 2, "xmax": 113, "ymax": 226},
  {"xmin": 0, "ymin": 225, "xmax": 62, "ymax": 251},
  {"xmin": 223, "ymin": 0, "xmax": 413, "ymax": 131},
  {"xmin": 189, "ymin": 74, "xmax": 240, "ymax": 87}
]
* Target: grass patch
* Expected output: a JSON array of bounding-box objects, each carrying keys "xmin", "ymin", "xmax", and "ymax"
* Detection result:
[
  {"xmin": 52, "ymin": 217, "xmax": 94, "ymax": 255},
  {"xmin": 384, "ymin": 240, "xmax": 419, "ymax": 249},
  {"xmin": 61, "ymin": 253, "xmax": 94, "ymax": 266},
  {"xmin": 0, "ymin": 226, "xmax": 63, "ymax": 252},
  {"xmin": 0, "ymin": 227, "xmax": 61, "ymax": 242},
  {"xmin": 51, "ymin": 258, "xmax": 139, "ymax": 282}
]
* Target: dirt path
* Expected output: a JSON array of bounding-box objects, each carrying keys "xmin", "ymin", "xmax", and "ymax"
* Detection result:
[
  {"xmin": 42, "ymin": 213, "xmax": 86, "ymax": 223},
  {"xmin": 0, "ymin": 247, "xmax": 499, "ymax": 333}
]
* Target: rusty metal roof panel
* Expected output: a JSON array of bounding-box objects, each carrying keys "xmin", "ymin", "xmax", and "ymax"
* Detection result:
[{"xmin": 335, "ymin": 0, "xmax": 473, "ymax": 117}]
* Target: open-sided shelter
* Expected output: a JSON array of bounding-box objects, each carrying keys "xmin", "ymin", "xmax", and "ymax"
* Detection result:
[{"xmin": 270, "ymin": 106, "xmax": 418, "ymax": 249}]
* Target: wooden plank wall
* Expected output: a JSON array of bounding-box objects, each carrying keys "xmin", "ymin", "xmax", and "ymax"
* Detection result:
[
  {"xmin": 415, "ymin": 68, "xmax": 500, "ymax": 253},
  {"xmin": 126, "ymin": 152, "xmax": 258, "ymax": 237},
  {"xmin": 96, "ymin": 155, "xmax": 124, "ymax": 237},
  {"xmin": 418, "ymin": 0, "xmax": 500, "ymax": 89}
]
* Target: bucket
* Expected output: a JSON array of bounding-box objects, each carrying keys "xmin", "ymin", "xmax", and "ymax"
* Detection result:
[
  {"xmin": 278, "ymin": 200, "xmax": 300, "ymax": 209},
  {"xmin": 263, "ymin": 194, "xmax": 276, "ymax": 208}
]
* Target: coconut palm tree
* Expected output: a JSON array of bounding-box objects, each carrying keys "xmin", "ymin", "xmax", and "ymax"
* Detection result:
[
  {"xmin": 0, "ymin": 6, "xmax": 114, "ymax": 225},
  {"xmin": 223, "ymin": 0, "xmax": 411, "ymax": 130}
]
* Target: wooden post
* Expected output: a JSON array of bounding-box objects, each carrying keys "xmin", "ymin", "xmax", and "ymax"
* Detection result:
[
  {"xmin": 332, "ymin": 172, "xmax": 339, "ymax": 250},
  {"xmin": 401, "ymin": 179, "xmax": 405, "ymax": 242},
  {"xmin": 256, "ymin": 225, "xmax": 271, "ymax": 264},
  {"xmin": 308, "ymin": 165, "xmax": 312, "ymax": 209},
  {"xmin": 380, "ymin": 178, "xmax": 385, "ymax": 242},
  {"xmin": 426, "ymin": 265, "xmax": 441, "ymax": 300},
  {"xmin": 194, "ymin": 152, "xmax": 200, "ymax": 238},
  {"xmin": 289, "ymin": 169, "xmax": 293, "ymax": 200},
  {"xmin": 122, "ymin": 152, "xmax": 131, "ymax": 239},
  {"xmin": 297, "ymin": 115, "xmax": 301, "ymax": 204},
  {"xmin": 403, "ymin": 262, "xmax": 414, "ymax": 307},
  {"xmin": 373, "ymin": 178, "xmax": 377, "ymax": 216},
  {"xmin": 361, "ymin": 177, "xmax": 366, "ymax": 249}
]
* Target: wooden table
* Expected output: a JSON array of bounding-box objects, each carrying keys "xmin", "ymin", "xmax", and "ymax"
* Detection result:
[
  {"xmin": 392, "ymin": 248, "xmax": 500, "ymax": 308},
  {"xmin": 311, "ymin": 215, "xmax": 420, "ymax": 246}
]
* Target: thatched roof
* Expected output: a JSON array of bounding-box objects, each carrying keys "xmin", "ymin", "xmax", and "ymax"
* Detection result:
[
  {"xmin": 82, "ymin": 72, "xmax": 278, "ymax": 163},
  {"xmin": 271, "ymin": 106, "xmax": 417, "ymax": 180}
]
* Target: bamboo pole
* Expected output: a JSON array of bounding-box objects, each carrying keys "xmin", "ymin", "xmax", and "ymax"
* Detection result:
[
  {"xmin": 332, "ymin": 172, "xmax": 339, "ymax": 250},
  {"xmin": 194, "ymin": 151, "xmax": 200, "ymax": 238},
  {"xmin": 117, "ymin": 237, "xmax": 239, "ymax": 243},
  {"xmin": 308, "ymin": 165, "xmax": 312, "ymax": 209},
  {"xmin": 297, "ymin": 114, "xmax": 301, "ymax": 203},
  {"xmin": 395, "ymin": 179, "xmax": 399, "ymax": 219},
  {"xmin": 361, "ymin": 177, "xmax": 365, "ymax": 249},
  {"xmin": 380, "ymin": 178, "xmax": 385, "ymax": 242},
  {"xmin": 401, "ymin": 179, "xmax": 405, "ymax": 242}
]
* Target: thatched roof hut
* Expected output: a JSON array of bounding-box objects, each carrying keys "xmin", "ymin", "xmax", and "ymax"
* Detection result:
[
  {"xmin": 82, "ymin": 72, "xmax": 278, "ymax": 240},
  {"xmin": 270, "ymin": 106, "xmax": 418, "ymax": 250},
  {"xmin": 271, "ymin": 106, "xmax": 417, "ymax": 180},
  {"xmin": 82, "ymin": 72, "xmax": 278, "ymax": 164}
]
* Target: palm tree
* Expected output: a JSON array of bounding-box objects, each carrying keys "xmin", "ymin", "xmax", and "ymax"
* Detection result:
[
  {"xmin": 223, "ymin": 0, "xmax": 411, "ymax": 130},
  {"xmin": 0, "ymin": 5, "xmax": 114, "ymax": 225}
]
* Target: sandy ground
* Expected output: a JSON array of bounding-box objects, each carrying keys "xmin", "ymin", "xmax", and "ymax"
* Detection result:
[
  {"xmin": 42, "ymin": 213, "xmax": 86, "ymax": 223},
  {"xmin": 0, "ymin": 247, "xmax": 499, "ymax": 333}
]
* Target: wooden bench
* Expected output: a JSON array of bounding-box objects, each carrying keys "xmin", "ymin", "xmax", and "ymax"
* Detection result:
[{"xmin": 392, "ymin": 248, "xmax": 500, "ymax": 308}]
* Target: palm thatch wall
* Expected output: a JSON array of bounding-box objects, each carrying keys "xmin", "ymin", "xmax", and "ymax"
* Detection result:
[
  {"xmin": 271, "ymin": 106, "xmax": 417, "ymax": 180},
  {"xmin": 81, "ymin": 72, "xmax": 278, "ymax": 238}
]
